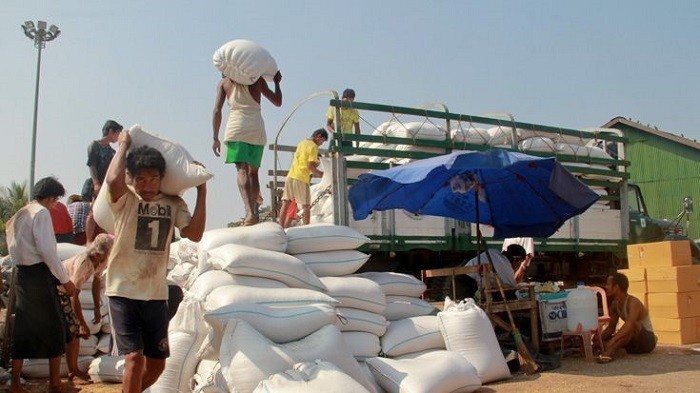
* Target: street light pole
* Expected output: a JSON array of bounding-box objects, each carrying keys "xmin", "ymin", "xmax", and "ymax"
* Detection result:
[{"xmin": 21, "ymin": 20, "xmax": 60, "ymax": 198}]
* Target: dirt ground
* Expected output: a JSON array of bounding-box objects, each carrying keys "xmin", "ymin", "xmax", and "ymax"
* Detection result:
[{"xmin": 2, "ymin": 344, "xmax": 698, "ymax": 393}]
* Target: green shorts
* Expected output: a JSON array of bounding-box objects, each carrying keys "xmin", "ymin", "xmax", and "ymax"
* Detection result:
[{"xmin": 226, "ymin": 141, "xmax": 264, "ymax": 167}]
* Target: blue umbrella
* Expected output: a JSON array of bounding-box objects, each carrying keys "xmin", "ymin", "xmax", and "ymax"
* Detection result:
[{"xmin": 349, "ymin": 149, "xmax": 599, "ymax": 239}]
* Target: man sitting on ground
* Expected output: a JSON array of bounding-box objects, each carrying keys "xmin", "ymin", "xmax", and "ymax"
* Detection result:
[{"xmin": 595, "ymin": 272, "xmax": 657, "ymax": 363}]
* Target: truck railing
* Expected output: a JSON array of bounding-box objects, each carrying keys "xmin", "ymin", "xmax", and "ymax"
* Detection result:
[{"xmin": 269, "ymin": 97, "xmax": 630, "ymax": 255}]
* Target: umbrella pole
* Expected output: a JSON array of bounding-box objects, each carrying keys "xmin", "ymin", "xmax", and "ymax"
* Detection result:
[{"xmin": 475, "ymin": 191, "xmax": 539, "ymax": 374}]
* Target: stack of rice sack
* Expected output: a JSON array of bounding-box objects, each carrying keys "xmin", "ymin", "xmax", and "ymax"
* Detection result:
[
  {"xmin": 353, "ymin": 120, "xmax": 448, "ymax": 166},
  {"xmin": 16, "ymin": 243, "xmax": 105, "ymax": 379},
  {"xmin": 285, "ymin": 224, "xmax": 384, "ymax": 391},
  {"xmin": 86, "ymin": 222, "xmax": 509, "ymax": 392},
  {"xmin": 146, "ymin": 222, "xmax": 373, "ymax": 393},
  {"xmin": 347, "ymin": 272, "xmax": 475, "ymax": 393}
]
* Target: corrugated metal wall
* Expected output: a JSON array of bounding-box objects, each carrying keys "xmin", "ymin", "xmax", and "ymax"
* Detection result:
[{"xmin": 615, "ymin": 124, "xmax": 700, "ymax": 240}]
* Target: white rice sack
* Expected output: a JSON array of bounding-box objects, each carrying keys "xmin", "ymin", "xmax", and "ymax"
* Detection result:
[
  {"xmin": 254, "ymin": 360, "xmax": 371, "ymax": 393},
  {"xmin": 188, "ymin": 269, "xmax": 288, "ymax": 301},
  {"xmin": 219, "ymin": 320, "xmax": 377, "ymax": 393},
  {"xmin": 57, "ymin": 243, "xmax": 85, "ymax": 261},
  {"xmin": 437, "ymin": 298, "xmax": 510, "ymax": 383},
  {"xmin": 80, "ymin": 277, "xmax": 95, "ymax": 291},
  {"xmin": 358, "ymin": 360, "xmax": 385, "ymax": 393},
  {"xmin": 88, "ymin": 355, "xmax": 125, "ymax": 383},
  {"xmin": 97, "ymin": 333, "xmax": 111, "ymax": 354},
  {"xmin": 519, "ymin": 136, "xmax": 556, "ymax": 152},
  {"xmin": 486, "ymin": 125, "xmax": 516, "ymax": 145},
  {"xmin": 79, "ymin": 291, "xmax": 106, "ymax": 310},
  {"xmin": 320, "ymin": 276, "xmax": 386, "ymax": 314},
  {"xmin": 203, "ymin": 303, "xmax": 337, "ymax": 347},
  {"xmin": 207, "ymin": 244, "xmax": 325, "ymax": 291},
  {"xmin": 145, "ymin": 330, "xmax": 204, "ymax": 393},
  {"xmin": 82, "ymin": 309, "xmax": 102, "ymax": 335},
  {"xmin": 356, "ymin": 272, "xmax": 426, "ymax": 297},
  {"xmin": 197, "ymin": 222, "xmax": 288, "ymax": 266},
  {"xmin": 169, "ymin": 297, "xmax": 209, "ymax": 335},
  {"xmin": 380, "ymin": 316, "xmax": 445, "ymax": 357},
  {"xmin": 342, "ymin": 331, "xmax": 381, "ymax": 360},
  {"xmin": 101, "ymin": 314, "xmax": 111, "ymax": 334},
  {"xmin": 79, "ymin": 334, "xmax": 98, "ymax": 356},
  {"xmin": 388, "ymin": 121, "xmax": 447, "ymax": 140},
  {"xmin": 167, "ymin": 262, "xmax": 195, "ymax": 288},
  {"xmin": 90, "ymin": 185, "xmax": 121, "ymax": 236},
  {"xmin": 177, "ymin": 237, "xmax": 200, "ymax": 265},
  {"xmin": 384, "ymin": 295, "xmax": 436, "ymax": 321},
  {"xmin": 22, "ymin": 356, "xmax": 93, "ymax": 378},
  {"xmin": 193, "ymin": 360, "xmax": 227, "ymax": 393},
  {"xmin": 169, "ymin": 239, "xmax": 181, "ymax": 267},
  {"xmin": 205, "ymin": 285, "xmax": 338, "ymax": 311},
  {"xmin": 93, "ymin": 125, "xmax": 214, "ymax": 233},
  {"xmin": 285, "ymin": 224, "xmax": 369, "ymax": 254},
  {"xmin": 149, "ymin": 299, "xmax": 209, "ymax": 392},
  {"xmin": 451, "ymin": 126, "xmax": 490, "ymax": 145},
  {"xmin": 129, "ymin": 125, "xmax": 213, "ymax": 195},
  {"xmin": 213, "ymin": 39, "xmax": 278, "ymax": 85},
  {"xmin": 366, "ymin": 350, "xmax": 481, "ymax": 393},
  {"xmin": 336, "ymin": 307, "xmax": 387, "ymax": 336},
  {"xmin": 295, "ymin": 250, "xmax": 370, "ymax": 277}
]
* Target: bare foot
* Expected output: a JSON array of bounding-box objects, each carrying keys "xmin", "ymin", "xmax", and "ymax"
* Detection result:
[
  {"xmin": 243, "ymin": 216, "xmax": 259, "ymax": 226},
  {"xmin": 69, "ymin": 370, "xmax": 93, "ymax": 383}
]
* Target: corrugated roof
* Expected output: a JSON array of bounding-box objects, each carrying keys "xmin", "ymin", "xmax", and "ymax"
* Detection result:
[{"xmin": 602, "ymin": 116, "xmax": 700, "ymax": 150}]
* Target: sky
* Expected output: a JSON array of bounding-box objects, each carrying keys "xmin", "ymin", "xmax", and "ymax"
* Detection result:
[{"xmin": 2, "ymin": 0, "xmax": 699, "ymax": 230}]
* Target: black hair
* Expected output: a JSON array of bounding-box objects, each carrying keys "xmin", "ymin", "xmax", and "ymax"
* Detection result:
[
  {"xmin": 102, "ymin": 120, "xmax": 123, "ymax": 136},
  {"xmin": 32, "ymin": 176, "xmax": 65, "ymax": 201},
  {"xmin": 342, "ymin": 88, "xmax": 356, "ymax": 99},
  {"xmin": 126, "ymin": 145, "xmax": 166, "ymax": 178},
  {"xmin": 311, "ymin": 128, "xmax": 329, "ymax": 140},
  {"xmin": 502, "ymin": 244, "xmax": 527, "ymax": 261},
  {"xmin": 610, "ymin": 272, "xmax": 629, "ymax": 293}
]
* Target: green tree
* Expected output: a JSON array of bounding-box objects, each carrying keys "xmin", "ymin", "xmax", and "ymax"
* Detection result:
[{"xmin": 0, "ymin": 181, "xmax": 28, "ymax": 255}]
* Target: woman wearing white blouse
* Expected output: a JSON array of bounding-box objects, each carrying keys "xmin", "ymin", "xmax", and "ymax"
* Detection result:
[{"xmin": 5, "ymin": 177, "xmax": 77, "ymax": 393}]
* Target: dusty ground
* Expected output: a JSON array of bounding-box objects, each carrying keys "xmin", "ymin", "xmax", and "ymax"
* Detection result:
[{"xmin": 2, "ymin": 345, "xmax": 698, "ymax": 393}]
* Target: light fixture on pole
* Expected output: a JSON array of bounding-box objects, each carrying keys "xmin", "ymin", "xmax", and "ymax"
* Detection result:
[{"xmin": 22, "ymin": 20, "xmax": 60, "ymax": 198}]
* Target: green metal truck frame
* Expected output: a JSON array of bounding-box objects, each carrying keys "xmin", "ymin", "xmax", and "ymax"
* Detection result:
[{"xmin": 269, "ymin": 93, "xmax": 669, "ymax": 270}]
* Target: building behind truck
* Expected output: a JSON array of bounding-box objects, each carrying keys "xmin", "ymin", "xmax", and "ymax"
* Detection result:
[
  {"xmin": 268, "ymin": 96, "xmax": 697, "ymax": 294},
  {"xmin": 602, "ymin": 117, "xmax": 700, "ymax": 241}
]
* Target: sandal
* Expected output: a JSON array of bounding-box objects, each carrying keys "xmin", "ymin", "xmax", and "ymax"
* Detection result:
[{"xmin": 596, "ymin": 355, "xmax": 614, "ymax": 364}]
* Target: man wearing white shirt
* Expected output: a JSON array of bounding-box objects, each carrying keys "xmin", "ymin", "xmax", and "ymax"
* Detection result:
[
  {"xmin": 457, "ymin": 245, "xmax": 529, "ymax": 299},
  {"xmin": 5, "ymin": 177, "xmax": 77, "ymax": 393}
]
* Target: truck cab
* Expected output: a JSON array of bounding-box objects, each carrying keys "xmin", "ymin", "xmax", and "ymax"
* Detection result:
[{"xmin": 626, "ymin": 183, "xmax": 665, "ymax": 244}]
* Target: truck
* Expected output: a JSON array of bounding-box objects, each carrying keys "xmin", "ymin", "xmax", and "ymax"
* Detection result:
[{"xmin": 268, "ymin": 94, "xmax": 693, "ymax": 291}]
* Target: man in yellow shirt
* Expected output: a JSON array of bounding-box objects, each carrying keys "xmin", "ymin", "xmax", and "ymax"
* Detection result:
[
  {"xmin": 326, "ymin": 88, "xmax": 360, "ymax": 148},
  {"xmin": 279, "ymin": 129, "xmax": 328, "ymax": 228}
]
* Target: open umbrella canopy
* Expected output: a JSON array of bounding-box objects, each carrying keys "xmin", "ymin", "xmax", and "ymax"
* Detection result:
[{"xmin": 349, "ymin": 149, "xmax": 600, "ymax": 239}]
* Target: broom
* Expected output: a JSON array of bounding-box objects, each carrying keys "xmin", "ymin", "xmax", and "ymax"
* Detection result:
[
  {"xmin": 479, "ymin": 233, "xmax": 539, "ymax": 374},
  {"xmin": 473, "ymin": 186, "xmax": 539, "ymax": 374}
]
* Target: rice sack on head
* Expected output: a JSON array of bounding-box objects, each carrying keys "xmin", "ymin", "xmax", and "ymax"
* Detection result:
[{"xmin": 213, "ymin": 39, "xmax": 278, "ymax": 85}]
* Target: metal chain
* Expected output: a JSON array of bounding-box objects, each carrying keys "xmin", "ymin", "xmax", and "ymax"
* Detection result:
[{"xmin": 296, "ymin": 185, "xmax": 332, "ymax": 220}]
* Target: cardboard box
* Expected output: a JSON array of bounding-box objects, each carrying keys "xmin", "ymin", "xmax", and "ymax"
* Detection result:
[
  {"xmin": 618, "ymin": 268, "xmax": 647, "ymax": 294},
  {"xmin": 626, "ymin": 241, "xmax": 692, "ymax": 268},
  {"xmin": 646, "ymin": 265, "xmax": 700, "ymax": 293},
  {"xmin": 648, "ymin": 291, "xmax": 700, "ymax": 319},
  {"xmin": 652, "ymin": 317, "xmax": 700, "ymax": 345}
]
